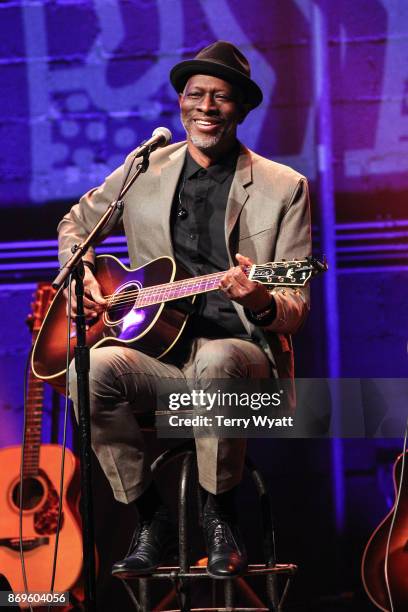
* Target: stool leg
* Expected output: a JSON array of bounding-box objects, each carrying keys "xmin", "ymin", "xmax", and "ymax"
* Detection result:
[
  {"xmin": 177, "ymin": 452, "xmax": 194, "ymax": 612},
  {"xmin": 266, "ymin": 573, "xmax": 280, "ymax": 611},
  {"xmin": 224, "ymin": 579, "xmax": 234, "ymax": 610},
  {"xmin": 138, "ymin": 577, "xmax": 151, "ymax": 612},
  {"xmin": 119, "ymin": 579, "xmax": 142, "ymax": 612}
]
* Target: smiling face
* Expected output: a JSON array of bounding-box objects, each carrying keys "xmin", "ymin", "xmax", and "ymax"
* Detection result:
[{"xmin": 179, "ymin": 74, "xmax": 248, "ymax": 159}]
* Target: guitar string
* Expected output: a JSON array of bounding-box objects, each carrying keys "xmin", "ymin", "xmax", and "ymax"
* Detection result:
[
  {"xmin": 101, "ymin": 281, "xmax": 304, "ymax": 315},
  {"xmin": 100, "ymin": 272, "xmax": 232, "ymax": 308},
  {"xmin": 105, "ymin": 285, "xmax": 222, "ymax": 313},
  {"xmin": 101, "ymin": 269, "xmax": 245, "ymax": 301},
  {"xmin": 101, "ymin": 277, "xmax": 301, "ymax": 310},
  {"xmin": 103, "ymin": 279, "xmax": 305, "ymax": 311},
  {"xmin": 99, "ymin": 260, "xmax": 308, "ymax": 304},
  {"xmin": 104, "ymin": 278, "xmax": 226, "ymax": 308},
  {"xmin": 98, "ymin": 260, "xmax": 307, "ymax": 302},
  {"xmin": 104, "ymin": 272, "xmax": 226, "ymax": 301},
  {"xmin": 48, "ymin": 277, "xmax": 73, "ymax": 604},
  {"xmin": 19, "ymin": 346, "xmax": 35, "ymax": 612}
]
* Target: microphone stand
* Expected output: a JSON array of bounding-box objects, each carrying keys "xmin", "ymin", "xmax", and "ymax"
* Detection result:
[{"xmin": 52, "ymin": 150, "xmax": 151, "ymax": 611}]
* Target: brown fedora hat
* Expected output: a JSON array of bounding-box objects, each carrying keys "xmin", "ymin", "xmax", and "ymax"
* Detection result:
[{"xmin": 170, "ymin": 41, "xmax": 263, "ymax": 109}]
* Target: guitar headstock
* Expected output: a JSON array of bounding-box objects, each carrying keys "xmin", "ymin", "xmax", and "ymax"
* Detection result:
[
  {"xmin": 249, "ymin": 257, "xmax": 328, "ymax": 287},
  {"xmin": 26, "ymin": 283, "xmax": 57, "ymax": 335}
]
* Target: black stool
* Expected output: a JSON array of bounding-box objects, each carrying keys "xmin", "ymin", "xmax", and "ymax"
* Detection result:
[{"xmin": 114, "ymin": 438, "xmax": 297, "ymax": 612}]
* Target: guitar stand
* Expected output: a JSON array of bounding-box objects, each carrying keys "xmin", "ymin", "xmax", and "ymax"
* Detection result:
[{"xmin": 114, "ymin": 441, "xmax": 297, "ymax": 612}]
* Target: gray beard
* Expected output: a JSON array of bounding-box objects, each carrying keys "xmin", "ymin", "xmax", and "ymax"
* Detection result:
[
  {"xmin": 189, "ymin": 133, "xmax": 219, "ymax": 149},
  {"xmin": 181, "ymin": 117, "xmax": 221, "ymax": 150}
]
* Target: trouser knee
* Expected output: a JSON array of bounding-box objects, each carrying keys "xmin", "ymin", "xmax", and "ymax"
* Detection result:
[{"xmin": 194, "ymin": 339, "xmax": 248, "ymax": 379}]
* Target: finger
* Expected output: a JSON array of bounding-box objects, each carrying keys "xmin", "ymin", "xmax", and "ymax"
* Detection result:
[
  {"xmin": 83, "ymin": 303, "xmax": 100, "ymax": 319},
  {"xmin": 88, "ymin": 283, "xmax": 107, "ymax": 306},
  {"xmin": 235, "ymin": 252, "xmax": 253, "ymax": 267},
  {"xmin": 219, "ymin": 281, "xmax": 234, "ymax": 299},
  {"xmin": 222, "ymin": 281, "xmax": 234, "ymax": 292},
  {"xmin": 83, "ymin": 295, "xmax": 100, "ymax": 309},
  {"xmin": 232, "ymin": 266, "xmax": 253, "ymax": 289},
  {"xmin": 220, "ymin": 267, "xmax": 249, "ymax": 294}
]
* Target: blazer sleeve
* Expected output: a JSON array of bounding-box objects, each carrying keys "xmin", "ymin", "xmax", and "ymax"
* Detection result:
[
  {"xmin": 261, "ymin": 177, "xmax": 312, "ymax": 334},
  {"xmin": 57, "ymin": 163, "xmax": 126, "ymax": 267}
]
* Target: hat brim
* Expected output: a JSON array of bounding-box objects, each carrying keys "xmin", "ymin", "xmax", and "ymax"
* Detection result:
[{"xmin": 170, "ymin": 59, "xmax": 263, "ymax": 109}]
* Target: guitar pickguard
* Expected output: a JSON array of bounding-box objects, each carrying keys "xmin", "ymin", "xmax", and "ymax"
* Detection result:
[{"xmin": 33, "ymin": 470, "xmax": 64, "ymax": 535}]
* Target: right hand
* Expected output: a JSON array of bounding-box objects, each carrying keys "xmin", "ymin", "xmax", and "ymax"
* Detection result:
[{"xmin": 63, "ymin": 264, "xmax": 107, "ymax": 319}]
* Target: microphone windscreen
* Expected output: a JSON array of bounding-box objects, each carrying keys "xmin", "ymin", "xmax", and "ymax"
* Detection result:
[{"xmin": 152, "ymin": 127, "xmax": 172, "ymax": 146}]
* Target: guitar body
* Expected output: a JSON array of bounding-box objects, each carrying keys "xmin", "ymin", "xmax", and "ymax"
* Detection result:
[
  {"xmin": 361, "ymin": 452, "xmax": 408, "ymax": 611},
  {"xmin": 0, "ymin": 445, "xmax": 83, "ymax": 599},
  {"xmin": 32, "ymin": 255, "xmax": 193, "ymax": 383}
]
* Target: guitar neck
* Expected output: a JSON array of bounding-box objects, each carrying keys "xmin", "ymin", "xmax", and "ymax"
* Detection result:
[
  {"xmin": 135, "ymin": 269, "xmax": 228, "ymax": 308},
  {"xmin": 24, "ymin": 283, "xmax": 56, "ymax": 477},
  {"xmin": 132, "ymin": 259, "xmax": 313, "ymax": 309},
  {"xmin": 23, "ymin": 368, "xmax": 44, "ymax": 477}
]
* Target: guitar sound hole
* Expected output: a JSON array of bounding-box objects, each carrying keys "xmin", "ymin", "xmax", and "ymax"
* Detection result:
[
  {"xmin": 12, "ymin": 478, "xmax": 44, "ymax": 510},
  {"xmin": 106, "ymin": 283, "xmax": 140, "ymax": 324}
]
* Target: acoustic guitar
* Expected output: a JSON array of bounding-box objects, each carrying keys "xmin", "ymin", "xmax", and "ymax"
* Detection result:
[
  {"xmin": 31, "ymin": 254, "xmax": 327, "ymax": 383},
  {"xmin": 361, "ymin": 451, "xmax": 408, "ymax": 611},
  {"xmin": 0, "ymin": 284, "xmax": 83, "ymax": 604}
]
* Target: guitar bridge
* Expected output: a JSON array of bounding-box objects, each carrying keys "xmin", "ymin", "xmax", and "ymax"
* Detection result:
[{"xmin": 0, "ymin": 536, "xmax": 50, "ymax": 552}]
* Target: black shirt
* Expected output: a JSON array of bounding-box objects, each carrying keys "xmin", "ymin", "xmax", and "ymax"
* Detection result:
[{"xmin": 171, "ymin": 147, "xmax": 248, "ymax": 338}]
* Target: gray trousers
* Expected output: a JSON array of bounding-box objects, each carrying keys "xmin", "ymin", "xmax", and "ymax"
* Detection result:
[{"xmin": 69, "ymin": 337, "xmax": 270, "ymax": 503}]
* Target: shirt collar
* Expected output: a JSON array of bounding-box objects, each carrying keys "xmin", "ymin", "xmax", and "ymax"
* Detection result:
[{"xmin": 184, "ymin": 144, "xmax": 240, "ymax": 184}]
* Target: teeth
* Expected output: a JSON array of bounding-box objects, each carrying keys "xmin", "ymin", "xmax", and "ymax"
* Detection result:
[{"xmin": 196, "ymin": 120, "xmax": 217, "ymax": 126}]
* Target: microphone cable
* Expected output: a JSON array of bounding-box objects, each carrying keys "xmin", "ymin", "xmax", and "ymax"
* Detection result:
[
  {"xmin": 43, "ymin": 132, "xmax": 163, "ymax": 608},
  {"xmin": 47, "ymin": 276, "xmax": 73, "ymax": 612},
  {"xmin": 383, "ymin": 414, "xmax": 408, "ymax": 612},
  {"xmin": 19, "ymin": 346, "xmax": 35, "ymax": 612}
]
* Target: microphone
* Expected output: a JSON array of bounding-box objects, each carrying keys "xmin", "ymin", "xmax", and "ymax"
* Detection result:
[{"xmin": 134, "ymin": 127, "xmax": 172, "ymax": 158}]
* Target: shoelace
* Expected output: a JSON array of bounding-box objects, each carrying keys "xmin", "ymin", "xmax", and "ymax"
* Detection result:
[
  {"xmin": 206, "ymin": 518, "xmax": 240, "ymax": 551},
  {"xmin": 137, "ymin": 522, "xmax": 153, "ymax": 547},
  {"xmin": 132, "ymin": 515, "xmax": 172, "ymax": 553},
  {"xmin": 213, "ymin": 522, "xmax": 231, "ymax": 547}
]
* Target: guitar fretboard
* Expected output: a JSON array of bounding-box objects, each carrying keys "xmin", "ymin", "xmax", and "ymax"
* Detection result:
[
  {"xmin": 23, "ymin": 372, "xmax": 44, "ymax": 477},
  {"xmin": 134, "ymin": 270, "xmax": 228, "ymax": 308}
]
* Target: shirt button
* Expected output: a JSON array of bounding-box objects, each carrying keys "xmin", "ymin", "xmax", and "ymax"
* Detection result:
[{"xmin": 189, "ymin": 234, "xmax": 196, "ymax": 239}]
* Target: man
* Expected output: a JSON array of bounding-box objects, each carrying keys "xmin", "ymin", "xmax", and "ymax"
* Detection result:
[{"xmin": 58, "ymin": 41, "xmax": 311, "ymax": 578}]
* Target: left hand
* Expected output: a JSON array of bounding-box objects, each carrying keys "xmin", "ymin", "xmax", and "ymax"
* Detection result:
[{"xmin": 220, "ymin": 253, "xmax": 272, "ymax": 312}]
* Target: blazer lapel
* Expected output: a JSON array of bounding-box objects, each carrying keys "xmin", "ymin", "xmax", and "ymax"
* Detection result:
[
  {"xmin": 225, "ymin": 145, "xmax": 252, "ymax": 263},
  {"xmin": 159, "ymin": 143, "xmax": 187, "ymax": 257}
]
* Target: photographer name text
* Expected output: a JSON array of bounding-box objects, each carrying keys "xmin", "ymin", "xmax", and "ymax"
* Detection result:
[{"xmin": 167, "ymin": 414, "xmax": 293, "ymax": 429}]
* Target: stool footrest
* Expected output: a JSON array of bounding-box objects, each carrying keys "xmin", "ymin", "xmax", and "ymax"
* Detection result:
[{"xmin": 116, "ymin": 562, "xmax": 297, "ymax": 581}]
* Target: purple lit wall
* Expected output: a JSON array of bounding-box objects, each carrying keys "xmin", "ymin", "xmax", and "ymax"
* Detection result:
[
  {"xmin": 1, "ymin": 1, "xmax": 407, "ymax": 206},
  {"xmin": 0, "ymin": 1, "xmax": 407, "ymax": 607}
]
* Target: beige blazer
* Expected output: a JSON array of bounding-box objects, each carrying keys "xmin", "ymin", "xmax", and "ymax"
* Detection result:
[{"xmin": 58, "ymin": 142, "xmax": 312, "ymax": 382}]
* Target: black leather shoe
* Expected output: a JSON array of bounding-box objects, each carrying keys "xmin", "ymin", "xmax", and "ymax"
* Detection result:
[
  {"xmin": 203, "ymin": 510, "xmax": 248, "ymax": 579},
  {"xmin": 111, "ymin": 510, "xmax": 177, "ymax": 578}
]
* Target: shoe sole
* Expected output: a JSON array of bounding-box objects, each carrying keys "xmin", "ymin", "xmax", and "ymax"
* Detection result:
[
  {"xmin": 111, "ymin": 543, "xmax": 178, "ymax": 579},
  {"xmin": 111, "ymin": 564, "xmax": 159, "ymax": 579},
  {"xmin": 206, "ymin": 566, "xmax": 248, "ymax": 580}
]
